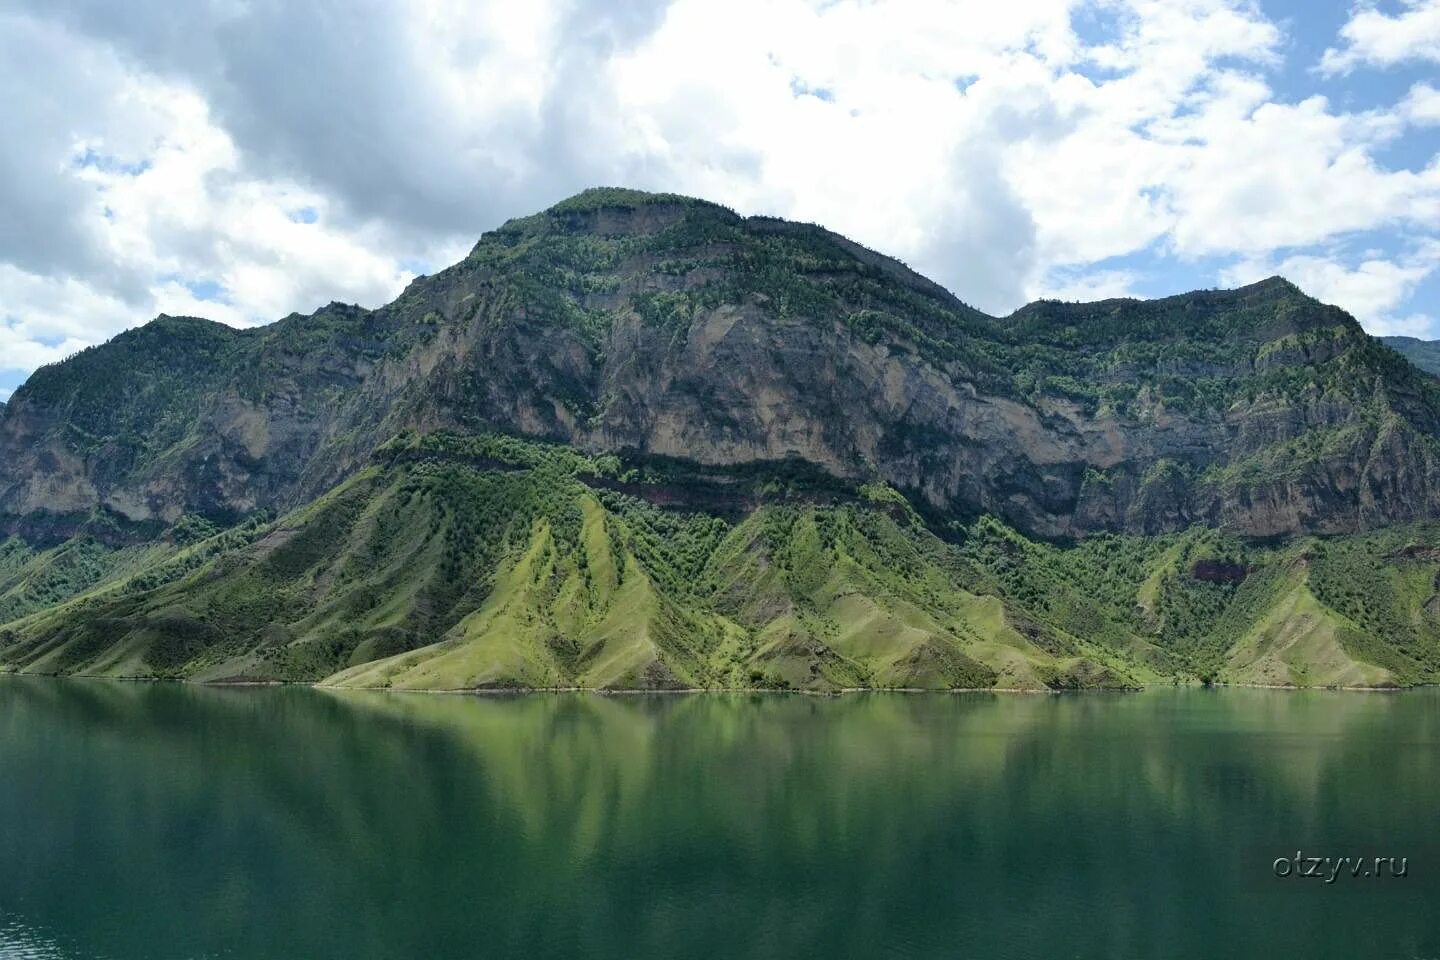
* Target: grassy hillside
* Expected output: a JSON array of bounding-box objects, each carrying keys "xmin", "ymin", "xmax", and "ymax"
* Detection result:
[{"xmin": 5, "ymin": 431, "xmax": 1440, "ymax": 690}]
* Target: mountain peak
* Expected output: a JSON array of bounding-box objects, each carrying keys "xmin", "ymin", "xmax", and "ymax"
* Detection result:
[
  {"xmin": 466, "ymin": 187, "xmax": 739, "ymax": 257},
  {"xmin": 545, "ymin": 186, "xmax": 730, "ymax": 216},
  {"xmin": 1242, "ymin": 274, "xmax": 1298, "ymax": 292},
  {"xmin": 144, "ymin": 313, "xmax": 230, "ymax": 331},
  {"xmin": 1228, "ymin": 275, "xmax": 1307, "ymax": 302},
  {"xmin": 7, "ymin": 187, "xmax": 1435, "ymax": 545}
]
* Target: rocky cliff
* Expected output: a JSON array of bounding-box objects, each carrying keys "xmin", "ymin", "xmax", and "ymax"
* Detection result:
[
  {"xmin": 4, "ymin": 188, "xmax": 1440, "ymax": 689},
  {"xmin": 6, "ymin": 188, "xmax": 1440, "ymax": 545}
]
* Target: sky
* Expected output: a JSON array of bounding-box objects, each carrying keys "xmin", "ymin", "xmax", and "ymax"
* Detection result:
[{"xmin": 2, "ymin": 0, "xmax": 1439, "ymax": 402}]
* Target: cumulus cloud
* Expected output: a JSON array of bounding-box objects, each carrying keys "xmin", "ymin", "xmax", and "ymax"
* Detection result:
[
  {"xmin": 1403, "ymin": 82, "xmax": 1440, "ymax": 125},
  {"xmin": 0, "ymin": 12, "xmax": 141, "ymax": 282},
  {"xmin": 604, "ymin": 0, "xmax": 1084, "ymax": 309},
  {"xmin": 33, "ymin": 0, "xmax": 675, "ymax": 241},
  {"xmin": 0, "ymin": 264, "xmax": 136, "ymax": 374},
  {"xmin": 1319, "ymin": 0, "xmax": 1440, "ymax": 75},
  {"xmin": 1160, "ymin": 94, "xmax": 1437, "ymax": 256},
  {"xmin": 0, "ymin": 0, "xmax": 1438, "ymax": 385},
  {"xmin": 0, "ymin": 9, "xmax": 430, "ymax": 370}
]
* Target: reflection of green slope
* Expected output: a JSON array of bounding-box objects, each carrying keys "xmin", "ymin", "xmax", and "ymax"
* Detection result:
[
  {"xmin": 320, "ymin": 687, "xmax": 1061, "ymax": 862},
  {"xmin": 324, "ymin": 690, "xmax": 662, "ymax": 859},
  {"xmin": 5, "ymin": 678, "xmax": 1440, "ymax": 958}
]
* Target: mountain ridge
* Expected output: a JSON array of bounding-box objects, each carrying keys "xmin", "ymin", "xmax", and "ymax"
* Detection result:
[
  {"xmin": 5, "ymin": 187, "xmax": 1440, "ymax": 690},
  {"xmin": 1382, "ymin": 335, "xmax": 1440, "ymax": 377},
  {"xmin": 8, "ymin": 187, "xmax": 1440, "ymax": 542}
]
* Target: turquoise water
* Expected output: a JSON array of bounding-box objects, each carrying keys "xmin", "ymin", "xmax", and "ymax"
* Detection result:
[{"xmin": 1, "ymin": 680, "xmax": 1437, "ymax": 959}]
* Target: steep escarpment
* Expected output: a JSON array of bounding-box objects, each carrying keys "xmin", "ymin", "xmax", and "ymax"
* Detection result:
[
  {"xmin": 6, "ymin": 187, "xmax": 1440, "ymax": 688},
  {"xmin": 0, "ymin": 304, "xmax": 389, "ymax": 539},
  {"xmin": 6, "ymin": 188, "xmax": 1440, "ymax": 545}
]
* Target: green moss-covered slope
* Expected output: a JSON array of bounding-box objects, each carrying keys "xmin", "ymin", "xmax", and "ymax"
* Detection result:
[
  {"xmin": 8, "ymin": 189, "xmax": 1440, "ymax": 688},
  {"xmin": 6, "ymin": 433, "xmax": 1440, "ymax": 689}
]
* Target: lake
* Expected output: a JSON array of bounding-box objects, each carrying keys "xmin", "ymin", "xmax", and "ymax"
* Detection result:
[{"xmin": 0, "ymin": 679, "xmax": 1437, "ymax": 959}]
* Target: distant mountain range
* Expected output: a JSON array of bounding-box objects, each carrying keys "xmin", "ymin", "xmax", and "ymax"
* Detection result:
[
  {"xmin": 4, "ymin": 187, "xmax": 1440, "ymax": 690},
  {"xmin": 1382, "ymin": 336, "xmax": 1440, "ymax": 377}
]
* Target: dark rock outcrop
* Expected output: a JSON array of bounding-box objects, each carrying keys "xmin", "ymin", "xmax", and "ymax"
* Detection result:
[{"xmin": 6, "ymin": 188, "xmax": 1440, "ymax": 544}]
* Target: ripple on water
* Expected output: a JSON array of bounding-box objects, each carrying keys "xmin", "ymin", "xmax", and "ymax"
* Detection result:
[{"xmin": 0, "ymin": 917, "xmax": 77, "ymax": 960}]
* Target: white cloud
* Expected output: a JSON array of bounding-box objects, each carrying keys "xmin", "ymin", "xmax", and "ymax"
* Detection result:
[
  {"xmin": 0, "ymin": 264, "xmax": 137, "ymax": 371},
  {"xmin": 0, "ymin": 27, "xmax": 423, "ymax": 365},
  {"xmin": 605, "ymin": 0, "xmax": 1440, "ymax": 313},
  {"xmin": 1159, "ymin": 95, "xmax": 1436, "ymax": 256},
  {"xmin": 604, "ymin": 0, "xmax": 1087, "ymax": 310},
  {"xmin": 1032, "ymin": 268, "xmax": 1143, "ymax": 302},
  {"xmin": 605, "ymin": 0, "xmax": 1312, "ymax": 309},
  {"xmin": 1, "ymin": 0, "xmax": 1440, "ymax": 384},
  {"xmin": 1320, "ymin": 0, "xmax": 1440, "ymax": 75},
  {"xmin": 1403, "ymin": 82, "xmax": 1440, "ymax": 125}
]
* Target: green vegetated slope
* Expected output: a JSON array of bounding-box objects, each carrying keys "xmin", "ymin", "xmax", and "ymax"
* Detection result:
[
  {"xmin": 8, "ymin": 188, "xmax": 1440, "ymax": 689},
  {"xmin": 5, "ymin": 432, "xmax": 1440, "ymax": 690}
]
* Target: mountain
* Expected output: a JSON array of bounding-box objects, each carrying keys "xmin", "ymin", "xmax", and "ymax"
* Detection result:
[
  {"xmin": 1383, "ymin": 336, "xmax": 1440, "ymax": 377},
  {"xmin": 4, "ymin": 186, "xmax": 1440, "ymax": 690}
]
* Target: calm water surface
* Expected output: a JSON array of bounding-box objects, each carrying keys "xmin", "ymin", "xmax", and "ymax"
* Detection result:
[{"xmin": 1, "ymin": 679, "xmax": 1438, "ymax": 959}]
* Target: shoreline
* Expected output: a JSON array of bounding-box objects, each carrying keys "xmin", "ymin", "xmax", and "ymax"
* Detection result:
[{"xmin": 0, "ymin": 670, "xmax": 1426, "ymax": 695}]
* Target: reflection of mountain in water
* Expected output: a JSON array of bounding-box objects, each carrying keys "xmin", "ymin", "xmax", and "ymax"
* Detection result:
[{"xmin": 1, "ymin": 680, "xmax": 1438, "ymax": 959}]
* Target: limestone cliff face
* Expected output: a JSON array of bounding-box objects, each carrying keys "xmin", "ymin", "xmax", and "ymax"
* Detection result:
[
  {"xmin": 4, "ymin": 188, "xmax": 1440, "ymax": 544},
  {"xmin": 0, "ymin": 309, "xmax": 381, "ymax": 541}
]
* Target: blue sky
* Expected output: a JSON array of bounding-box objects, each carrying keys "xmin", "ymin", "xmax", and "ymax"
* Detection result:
[
  {"xmin": 2, "ymin": 0, "xmax": 1440, "ymax": 402},
  {"xmin": 1098, "ymin": 0, "xmax": 1440, "ymax": 311}
]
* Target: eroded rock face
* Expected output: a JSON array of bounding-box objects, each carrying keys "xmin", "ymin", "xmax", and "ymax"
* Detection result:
[{"xmin": 5, "ymin": 188, "xmax": 1440, "ymax": 544}]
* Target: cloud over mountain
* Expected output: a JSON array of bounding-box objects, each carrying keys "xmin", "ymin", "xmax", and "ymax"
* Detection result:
[{"xmin": 2, "ymin": 0, "xmax": 1438, "ymax": 391}]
